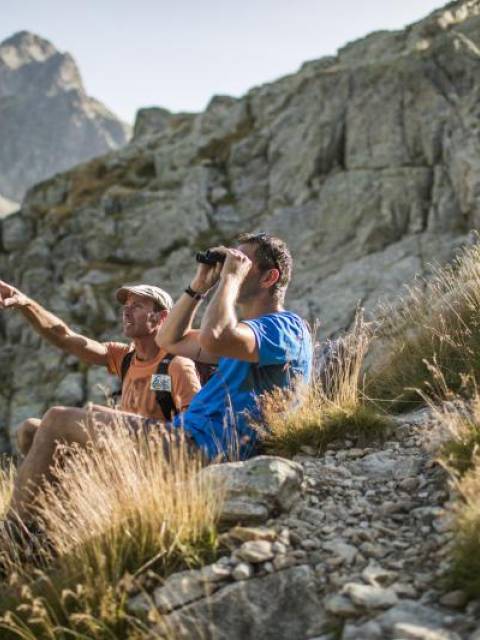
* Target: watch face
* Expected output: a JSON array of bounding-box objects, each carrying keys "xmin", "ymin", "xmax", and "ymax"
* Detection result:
[{"xmin": 150, "ymin": 374, "xmax": 172, "ymax": 392}]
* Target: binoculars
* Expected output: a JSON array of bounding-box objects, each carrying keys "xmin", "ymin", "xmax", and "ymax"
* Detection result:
[{"xmin": 195, "ymin": 250, "xmax": 226, "ymax": 265}]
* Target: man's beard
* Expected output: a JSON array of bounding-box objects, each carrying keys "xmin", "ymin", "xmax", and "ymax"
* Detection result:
[{"xmin": 237, "ymin": 282, "xmax": 260, "ymax": 305}]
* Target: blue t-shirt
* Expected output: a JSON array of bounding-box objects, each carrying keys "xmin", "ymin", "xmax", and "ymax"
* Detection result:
[{"xmin": 172, "ymin": 311, "xmax": 312, "ymax": 460}]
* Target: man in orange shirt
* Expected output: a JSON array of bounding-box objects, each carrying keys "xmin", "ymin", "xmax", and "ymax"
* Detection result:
[{"xmin": 0, "ymin": 280, "xmax": 201, "ymax": 520}]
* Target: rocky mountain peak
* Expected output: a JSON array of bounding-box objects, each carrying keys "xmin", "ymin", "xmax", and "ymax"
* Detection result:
[
  {"xmin": 0, "ymin": 31, "xmax": 130, "ymax": 203},
  {"xmin": 0, "ymin": 31, "xmax": 57, "ymax": 69}
]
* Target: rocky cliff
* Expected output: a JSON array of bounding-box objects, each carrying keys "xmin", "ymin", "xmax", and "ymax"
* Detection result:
[
  {"xmin": 1, "ymin": 1, "xmax": 480, "ymax": 445},
  {"xmin": 0, "ymin": 31, "xmax": 130, "ymax": 203}
]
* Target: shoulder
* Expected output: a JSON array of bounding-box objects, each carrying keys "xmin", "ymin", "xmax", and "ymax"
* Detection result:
[
  {"xmin": 103, "ymin": 341, "xmax": 132, "ymax": 376},
  {"xmin": 245, "ymin": 311, "xmax": 308, "ymax": 334},
  {"xmin": 168, "ymin": 355, "xmax": 198, "ymax": 372},
  {"xmin": 104, "ymin": 341, "xmax": 132, "ymax": 356}
]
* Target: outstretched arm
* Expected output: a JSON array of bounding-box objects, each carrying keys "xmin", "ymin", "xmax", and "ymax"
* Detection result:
[{"xmin": 0, "ymin": 280, "xmax": 108, "ymax": 366}]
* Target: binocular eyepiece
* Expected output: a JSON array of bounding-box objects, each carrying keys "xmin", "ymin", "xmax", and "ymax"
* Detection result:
[{"xmin": 195, "ymin": 250, "xmax": 226, "ymax": 265}]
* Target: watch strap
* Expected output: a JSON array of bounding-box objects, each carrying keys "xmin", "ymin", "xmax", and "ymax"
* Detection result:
[{"xmin": 185, "ymin": 286, "xmax": 205, "ymax": 301}]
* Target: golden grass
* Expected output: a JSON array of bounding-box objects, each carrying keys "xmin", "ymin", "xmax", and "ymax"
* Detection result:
[
  {"xmin": 255, "ymin": 313, "xmax": 393, "ymax": 458},
  {"xmin": 432, "ymin": 393, "xmax": 480, "ymax": 476},
  {"xmin": 0, "ymin": 419, "xmax": 223, "ymax": 639},
  {"xmin": 0, "ymin": 459, "xmax": 15, "ymax": 520},
  {"xmin": 448, "ymin": 456, "xmax": 480, "ymax": 597},
  {"xmin": 366, "ymin": 241, "xmax": 480, "ymax": 411},
  {"xmin": 414, "ymin": 376, "xmax": 480, "ymax": 598}
]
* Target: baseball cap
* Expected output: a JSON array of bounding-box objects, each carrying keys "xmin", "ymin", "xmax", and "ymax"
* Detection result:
[{"xmin": 116, "ymin": 284, "xmax": 173, "ymax": 311}]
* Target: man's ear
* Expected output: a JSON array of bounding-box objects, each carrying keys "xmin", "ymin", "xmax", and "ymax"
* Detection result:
[
  {"xmin": 149, "ymin": 309, "xmax": 168, "ymax": 328},
  {"xmin": 157, "ymin": 309, "xmax": 169, "ymax": 325},
  {"xmin": 261, "ymin": 268, "xmax": 280, "ymax": 290}
]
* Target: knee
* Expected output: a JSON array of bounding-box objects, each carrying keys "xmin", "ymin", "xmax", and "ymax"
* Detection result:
[
  {"xmin": 89, "ymin": 403, "xmax": 106, "ymax": 413},
  {"xmin": 16, "ymin": 418, "xmax": 40, "ymax": 455},
  {"xmin": 40, "ymin": 406, "xmax": 72, "ymax": 441}
]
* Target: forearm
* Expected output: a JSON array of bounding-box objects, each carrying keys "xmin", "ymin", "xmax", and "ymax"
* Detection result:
[
  {"xmin": 19, "ymin": 298, "xmax": 73, "ymax": 348},
  {"xmin": 200, "ymin": 275, "xmax": 240, "ymax": 341},
  {"xmin": 156, "ymin": 293, "xmax": 201, "ymax": 348}
]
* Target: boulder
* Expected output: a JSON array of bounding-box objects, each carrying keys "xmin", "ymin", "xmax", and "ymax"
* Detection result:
[
  {"xmin": 200, "ymin": 456, "xmax": 303, "ymax": 526},
  {"xmin": 154, "ymin": 565, "xmax": 326, "ymax": 640}
]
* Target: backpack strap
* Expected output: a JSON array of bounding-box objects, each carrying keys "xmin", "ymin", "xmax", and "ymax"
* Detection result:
[
  {"xmin": 155, "ymin": 353, "xmax": 177, "ymax": 420},
  {"xmin": 110, "ymin": 350, "xmax": 135, "ymax": 402},
  {"xmin": 120, "ymin": 350, "xmax": 135, "ymax": 385},
  {"xmin": 119, "ymin": 350, "xmax": 177, "ymax": 420}
]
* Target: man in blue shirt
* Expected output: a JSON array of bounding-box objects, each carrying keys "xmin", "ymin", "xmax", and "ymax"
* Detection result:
[{"xmin": 156, "ymin": 232, "xmax": 313, "ymax": 461}]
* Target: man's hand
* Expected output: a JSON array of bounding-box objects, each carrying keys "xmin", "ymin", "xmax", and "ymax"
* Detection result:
[
  {"xmin": 0, "ymin": 280, "xmax": 29, "ymax": 309},
  {"xmin": 221, "ymin": 248, "xmax": 252, "ymax": 283},
  {"xmin": 190, "ymin": 246, "xmax": 226, "ymax": 294}
]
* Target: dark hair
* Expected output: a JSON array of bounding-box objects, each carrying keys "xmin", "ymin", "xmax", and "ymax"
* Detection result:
[
  {"xmin": 237, "ymin": 232, "xmax": 292, "ymax": 300},
  {"xmin": 152, "ymin": 301, "xmax": 166, "ymax": 313}
]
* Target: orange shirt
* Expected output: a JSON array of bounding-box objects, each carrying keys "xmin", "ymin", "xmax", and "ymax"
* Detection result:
[{"xmin": 105, "ymin": 342, "xmax": 201, "ymax": 421}]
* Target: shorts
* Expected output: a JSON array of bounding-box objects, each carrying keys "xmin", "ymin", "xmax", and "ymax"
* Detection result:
[{"xmin": 123, "ymin": 414, "xmax": 201, "ymax": 459}]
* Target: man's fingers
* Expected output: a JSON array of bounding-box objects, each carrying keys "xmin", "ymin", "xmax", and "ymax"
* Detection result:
[{"xmin": 1, "ymin": 295, "xmax": 19, "ymax": 308}]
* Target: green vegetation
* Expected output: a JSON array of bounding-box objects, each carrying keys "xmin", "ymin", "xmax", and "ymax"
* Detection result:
[
  {"xmin": 435, "ymin": 392, "xmax": 480, "ymax": 476},
  {"xmin": 448, "ymin": 458, "xmax": 480, "ymax": 598},
  {"xmin": 366, "ymin": 242, "xmax": 480, "ymax": 411},
  {"xmin": 256, "ymin": 315, "xmax": 393, "ymax": 458},
  {"xmin": 0, "ymin": 424, "xmax": 222, "ymax": 639}
]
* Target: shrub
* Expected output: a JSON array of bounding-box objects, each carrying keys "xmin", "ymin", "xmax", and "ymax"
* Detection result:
[
  {"xmin": 0, "ymin": 420, "xmax": 222, "ymax": 639},
  {"xmin": 366, "ymin": 241, "xmax": 480, "ymax": 411},
  {"xmin": 448, "ymin": 458, "xmax": 480, "ymax": 597},
  {"xmin": 434, "ymin": 393, "xmax": 480, "ymax": 476},
  {"xmin": 255, "ymin": 313, "xmax": 393, "ymax": 457}
]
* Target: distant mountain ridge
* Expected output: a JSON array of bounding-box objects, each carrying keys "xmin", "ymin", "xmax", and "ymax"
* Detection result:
[{"xmin": 0, "ymin": 31, "xmax": 130, "ymax": 202}]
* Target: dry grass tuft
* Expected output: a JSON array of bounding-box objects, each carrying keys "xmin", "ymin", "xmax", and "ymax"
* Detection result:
[
  {"xmin": 448, "ymin": 458, "xmax": 480, "ymax": 597},
  {"xmin": 255, "ymin": 313, "xmax": 393, "ymax": 458},
  {"xmin": 366, "ymin": 241, "xmax": 480, "ymax": 411},
  {"xmin": 418, "ymin": 379, "xmax": 480, "ymax": 598},
  {"xmin": 0, "ymin": 459, "xmax": 15, "ymax": 520},
  {"xmin": 433, "ymin": 394, "xmax": 480, "ymax": 476},
  {"xmin": 0, "ymin": 418, "xmax": 223, "ymax": 639}
]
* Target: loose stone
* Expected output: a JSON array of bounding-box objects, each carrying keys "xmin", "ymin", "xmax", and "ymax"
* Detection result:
[{"xmin": 232, "ymin": 562, "xmax": 253, "ymax": 581}]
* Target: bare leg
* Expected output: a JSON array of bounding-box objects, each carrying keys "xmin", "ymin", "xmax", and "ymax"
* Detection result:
[
  {"xmin": 16, "ymin": 418, "xmax": 41, "ymax": 456},
  {"xmin": 9, "ymin": 405, "xmax": 135, "ymax": 522}
]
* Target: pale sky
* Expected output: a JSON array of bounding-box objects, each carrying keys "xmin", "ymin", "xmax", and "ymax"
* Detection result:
[{"xmin": 1, "ymin": 0, "xmax": 444, "ymax": 125}]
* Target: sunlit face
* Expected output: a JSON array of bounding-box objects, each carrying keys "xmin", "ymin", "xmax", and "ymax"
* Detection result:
[
  {"xmin": 236, "ymin": 243, "xmax": 266, "ymax": 304},
  {"xmin": 122, "ymin": 293, "xmax": 162, "ymax": 338}
]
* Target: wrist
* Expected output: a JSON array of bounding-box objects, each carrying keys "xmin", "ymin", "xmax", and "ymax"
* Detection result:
[
  {"xmin": 185, "ymin": 285, "xmax": 205, "ymax": 301},
  {"xmin": 17, "ymin": 293, "xmax": 32, "ymax": 309},
  {"xmin": 189, "ymin": 279, "xmax": 210, "ymax": 295}
]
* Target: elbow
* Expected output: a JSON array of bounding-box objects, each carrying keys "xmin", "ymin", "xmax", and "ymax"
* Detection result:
[{"xmin": 198, "ymin": 328, "xmax": 228, "ymax": 355}]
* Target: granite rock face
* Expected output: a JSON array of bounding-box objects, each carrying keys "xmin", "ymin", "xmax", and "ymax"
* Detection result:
[
  {"xmin": 0, "ymin": 31, "xmax": 130, "ymax": 202},
  {"xmin": 155, "ymin": 565, "xmax": 325, "ymax": 640},
  {"xmin": 201, "ymin": 456, "xmax": 304, "ymax": 526},
  {"xmin": 1, "ymin": 2, "xmax": 480, "ymax": 444}
]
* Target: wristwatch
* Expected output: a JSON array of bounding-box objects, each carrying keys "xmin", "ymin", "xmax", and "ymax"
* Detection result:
[{"xmin": 184, "ymin": 286, "xmax": 205, "ymax": 301}]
